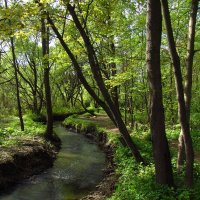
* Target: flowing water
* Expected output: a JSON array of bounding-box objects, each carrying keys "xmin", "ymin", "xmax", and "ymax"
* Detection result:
[{"xmin": 0, "ymin": 125, "xmax": 106, "ymax": 200}]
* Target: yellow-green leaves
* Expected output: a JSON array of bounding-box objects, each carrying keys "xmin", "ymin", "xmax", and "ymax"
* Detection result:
[{"xmin": 0, "ymin": 1, "xmax": 40, "ymax": 39}]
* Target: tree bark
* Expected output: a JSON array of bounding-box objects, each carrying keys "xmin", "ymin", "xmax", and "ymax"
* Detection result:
[
  {"xmin": 146, "ymin": 0, "xmax": 174, "ymax": 186},
  {"xmin": 11, "ymin": 38, "xmax": 24, "ymax": 131},
  {"xmin": 32, "ymin": 59, "xmax": 39, "ymax": 114},
  {"xmin": 4, "ymin": 0, "xmax": 24, "ymax": 131},
  {"xmin": 41, "ymin": 16, "xmax": 53, "ymax": 139},
  {"xmin": 161, "ymin": 0, "xmax": 194, "ymax": 186},
  {"xmin": 67, "ymin": 3, "xmax": 144, "ymax": 163},
  {"xmin": 177, "ymin": 0, "xmax": 198, "ymax": 171},
  {"xmin": 110, "ymin": 41, "xmax": 119, "ymax": 110}
]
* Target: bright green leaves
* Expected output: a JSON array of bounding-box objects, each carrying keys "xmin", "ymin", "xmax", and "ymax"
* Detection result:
[
  {"xmin": 105, "ymin": 71, "xmax": 134, "ymax": 88},
  {"xmin": 0, "ymin": 1, "xmax": 40, "ymax": 39}
]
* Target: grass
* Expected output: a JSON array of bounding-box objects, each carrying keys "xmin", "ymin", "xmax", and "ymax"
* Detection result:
[
  {"xmin": 64, "ymin": 115, "xmax": 200, "ymax": 200},
  {"xmin": 0, "ymin": 114, "xmax": 45, "ymax": 147},
  {"xmin": 1, "ymin": 112, "xmax": 200, "ymax": 199},
  {"xmin": 63, "ymin": 114, "xmax": 98, "ymax": 131}
]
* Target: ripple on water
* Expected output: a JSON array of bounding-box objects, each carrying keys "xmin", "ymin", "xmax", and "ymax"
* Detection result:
[{"xmin": 0, "ymin": 125, "xmax": 106, "ymax": 200}]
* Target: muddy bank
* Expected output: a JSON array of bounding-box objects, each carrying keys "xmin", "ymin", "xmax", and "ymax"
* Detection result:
[
  {"xmin": 64, "ymin": 123, "xmax": 118, "ymax": 200},
  {"xmin": 0, "ymin": 137, "xmax": 59, "ymax": 191}
]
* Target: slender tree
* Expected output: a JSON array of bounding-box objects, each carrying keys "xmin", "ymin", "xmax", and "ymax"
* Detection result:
[
  {"xmin": 4, "ymin": 0, "xmax": 24, "ymax": 131},
  {"xmin": 177, "ymin": 0, "xmax": 199, "ymax": 170},
  {"xmin": 35, "ymin": 1, "xmax": 145, "ymax": 163},
  {"xmin": 146, "ymin": 0, "xmax": 174, "ymax": 186},
  {"xmin": 66, "ymin": 3, "xmax": 144, "ymax": 163},
  {"xmin": 161, "ymin": 0, "xmax": 194, "ymax": 186},
  {"xmin": 41, "ymin": 15, "xmax": 53, "ymax": 139}
]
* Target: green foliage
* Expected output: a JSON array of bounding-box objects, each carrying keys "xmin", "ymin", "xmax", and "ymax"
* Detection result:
[
  {"xmin": 52, "ymin": 107, "xmax": 80, "ymax": 115},
  {"xmin": 166, "ymin": 125, "xmax": 180, "ymax": 140},
  {"xmin": 108, "ymin": 133, "xmax": 200, "ymax": 200},
  {"xmin": 64, "ymin": 116, "xmax": 200, "ymax": 200},
  {"xmin": 0, "ymin": 115, "xmax": 45, "ymax": 147},
  {"xmin": 191, "ymin": 130, "xmax": 200, "ymax": 152},
  {"xmin": 109, "ymin": 157, "xmax": 175, "ymax": 200},
  {"xmin": 63, "ymin": 115, "xmax": 98, "ymax": 132},
  {"xmin": 191, "ymin": 113, "xmax": 200, "ymax": 129}
]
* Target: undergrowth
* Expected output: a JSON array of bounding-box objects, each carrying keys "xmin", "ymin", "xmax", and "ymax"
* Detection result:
[
  {"xmin": 0, "ymin": 114, "xmax": 45, "ymax": 147},
  {"xmin": 64, "ymin": 115, "xmax": 200, "ymax": 200}
]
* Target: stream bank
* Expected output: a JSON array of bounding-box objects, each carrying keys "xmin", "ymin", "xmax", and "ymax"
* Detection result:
[
  {"xmin": 0, "ymin": 136, "xmax": 59, "ymax": 191},
  {"xmin": 0, "ymin": 115, "xmax": 117, "ymax": 199},
  {"xmin": 0, "ymin": 125, "xmax": 107, "ymax": 200},
  {"xmin": 63, "ymin": 119, "xmax": 118, "ymax": 200}
]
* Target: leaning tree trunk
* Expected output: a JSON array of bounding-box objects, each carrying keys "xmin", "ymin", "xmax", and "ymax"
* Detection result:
[
  {"xmin": 41, "ymin": 17, "xmax": 53, "ymax": 139},
  {"xmin": 40, "ymin": 3, "xmax": 144, "ymax": 163},
  {"xmin": 177, "ymin": 0, "xmax": 198, "ymax": 171},
  {"xmin": 146, "ymin": 0, "xmax": 174, "ymax": 186},
  {"xmin": 161, "ymin": 0, "xmax": 194, "ymax": 186},
  {"xmin": 45, "ymin": 14, "xmax": 117, "ymax": 126},
  {"xmin": 67, "ymin": 3, "xmax": 144, "ymax": 163}
]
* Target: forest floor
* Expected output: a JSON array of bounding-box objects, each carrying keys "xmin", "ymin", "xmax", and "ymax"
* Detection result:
[
  {"xmin": 81, "ymin": 115, "xmax": 118, "ymax": 132},
  {"xmin": 84, "ymin": 114, "xmax": 200, "ymax": 162},
  {"xmin": 64, "ymin": 114, "xmax": 200, "ymax": 199}
]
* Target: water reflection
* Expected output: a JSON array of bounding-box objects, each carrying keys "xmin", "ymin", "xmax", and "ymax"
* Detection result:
[{"xmin": 0, "ymin": 125, "xmax": 105, "ymax": 200}]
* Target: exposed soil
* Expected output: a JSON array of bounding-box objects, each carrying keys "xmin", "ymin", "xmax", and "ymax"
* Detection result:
[
  {"xmin": 81, "ymin": 115, "xmax": 119, "ymax": 134},
  {"xmin": 80, "ymin": 172, "xmax": 118, "ymax": 200},
  {"xmin": 0, "ymin": 136, "xmax": 59, "ymax": 191}
]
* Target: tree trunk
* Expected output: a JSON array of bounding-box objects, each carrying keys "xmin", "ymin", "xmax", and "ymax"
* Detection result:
[
  {"xmin": 46, "ymin": 14, "xmax": 117, "ymax": 127},
  {"xmin": 124, "ymin": 83, "xmax": 128, "ymax": 125},
  {"xmin": 32, "ymin": 60, "xmax": 39, "ymax": 114},
  {"xmin": 146, "ymin": 0, "xmax": 174, "ymax": 186},
  {"xmin": 161, "ymin": 0, "xmax": 194, "ymax": 186},
  {"xmin": 177, "ymin": 0, "xmax": 198, "ymax": 171},
  {"xmin": 177, "ymin": 131, "xmax": 186, "ymax": 169},
  {"xmin": 67, "ymin": 3, "xmax": 144, "ymax": 163},
  {"xmin": 41, "ymin": 17, "xmax": 53, "ymax": 139},
  {"xmin": 169, "ymin": 63, "xmax": 175, "ymax": 124},
  {"xmin": 110, "ymin": 42, "xmax": 119, "ymax": 110},
  {"xmin": 4, "ymin": 0, "xmax": 24, "ymax": 131},
  {"xmin": 11, "ymin": 38, "xmax": 24, "ymax": 131}
]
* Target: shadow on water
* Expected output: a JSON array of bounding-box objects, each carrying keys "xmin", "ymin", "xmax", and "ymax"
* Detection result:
[{"xmin": 0, "ymin": 125, "xmax": 106, "ymax": 200}]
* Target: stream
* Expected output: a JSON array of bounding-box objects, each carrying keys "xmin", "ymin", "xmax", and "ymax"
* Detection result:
[{"xmin": 0, "ymin": 125, "xmax": 106, "ymax": 200}]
